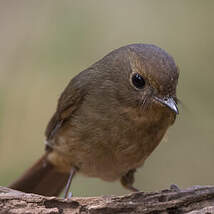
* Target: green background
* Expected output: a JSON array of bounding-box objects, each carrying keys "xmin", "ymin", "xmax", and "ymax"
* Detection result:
[{"xmin": 0, "ymin": 1, "xmax": 214, "ymax": 196}]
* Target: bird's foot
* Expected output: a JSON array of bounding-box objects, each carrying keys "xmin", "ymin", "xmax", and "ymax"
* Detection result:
[
  {"xmin": 120, "ymin": 169, "xmax": 140, "ymax": 192},
  {"xmin": 170, "ymin": 184, "xmax": 181, "ymax": 192}
]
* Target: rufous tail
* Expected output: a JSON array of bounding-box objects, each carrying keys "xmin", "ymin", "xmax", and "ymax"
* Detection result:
[{"xmin": 9, "ymin": 153, "xmax": 69, "ymax": 196}]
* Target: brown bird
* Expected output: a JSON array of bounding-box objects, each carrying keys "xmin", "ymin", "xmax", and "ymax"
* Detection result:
[{"xmin": 10, "ymin": 44, "xmax": 179, "ymax": 197}]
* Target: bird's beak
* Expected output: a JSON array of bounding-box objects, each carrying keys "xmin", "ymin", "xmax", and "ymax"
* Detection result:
[{"xmin": 154, "ymin": 96, "xmax": 179, "ymax": 114}]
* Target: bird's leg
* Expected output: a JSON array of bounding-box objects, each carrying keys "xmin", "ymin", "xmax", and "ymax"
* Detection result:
[
  {"xmin": 64, "ymin": 167, "xmax": 76, "ymax": 198},
  {"xmin": 120, "ymin": 169, "xmax": 139, "ymax": 192}
]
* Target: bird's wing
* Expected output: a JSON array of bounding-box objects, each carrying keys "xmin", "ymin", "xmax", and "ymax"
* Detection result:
[{"xmin": 45, "ymin": 79, "xmax": 85, "ymax": 141}]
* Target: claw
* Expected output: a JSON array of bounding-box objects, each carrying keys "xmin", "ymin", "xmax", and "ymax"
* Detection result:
[{"xmin": 170, "ymin": 184, "xmax": 181, "ymax": 192}]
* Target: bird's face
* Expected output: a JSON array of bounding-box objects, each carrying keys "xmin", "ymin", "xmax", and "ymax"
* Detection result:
[
  {"xmin": 105, "ymin": 44, "xmax": 179, "ymax": 123},
  {"xmin": 129, "ymin": 49, "xmax": 178, "ymax": 111}
]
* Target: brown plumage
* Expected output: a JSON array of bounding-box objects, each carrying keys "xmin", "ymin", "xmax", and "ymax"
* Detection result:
[
  {"xmin": 10, "ymin": 153, "xmax": 69, "ymax": 196},
  {"xmin": 10, "ymin": 44, "xmax": 179, "ymax": 196}
]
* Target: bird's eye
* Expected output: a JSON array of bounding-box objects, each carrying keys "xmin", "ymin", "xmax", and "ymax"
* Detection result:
[{"xmin": 131, "ymin": 73, "xmax": 145, "ymax": 89}]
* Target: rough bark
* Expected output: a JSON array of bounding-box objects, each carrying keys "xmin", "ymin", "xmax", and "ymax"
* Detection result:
[{"xmin": 0, "ymin": 185, "xmax": 214, "ymax": 214}]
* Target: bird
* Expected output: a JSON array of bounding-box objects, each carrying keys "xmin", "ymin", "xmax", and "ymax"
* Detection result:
[{"xmin": 10, "ymin": 43, "xmax": 179, "ymax": 197}]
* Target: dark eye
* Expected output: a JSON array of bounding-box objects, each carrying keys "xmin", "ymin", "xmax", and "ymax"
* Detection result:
[{"xmin": 131, "ymin": 73, "xmax": 145, "ymax": 89}]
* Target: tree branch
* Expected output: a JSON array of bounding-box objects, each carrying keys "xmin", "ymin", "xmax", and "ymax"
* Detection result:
[{"xmin": 1, "ymin": 185, "xmax": 214, "ymax": 214}]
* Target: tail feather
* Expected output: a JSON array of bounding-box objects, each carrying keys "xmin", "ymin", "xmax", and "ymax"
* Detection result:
[{"xmin": 9, "ymin": 153, "xmax": 69, "ymax": 196}]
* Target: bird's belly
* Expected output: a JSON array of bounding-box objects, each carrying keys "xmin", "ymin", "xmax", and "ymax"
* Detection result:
[
  {"xmin": 48, "ymin": 108, "xmax": 171, "ymax": 181},
  {"xmin": 48, "ymin": 136, "xmax": 151, "ymax": 181},
  {"xmin": 77, "ymin": 135, "xmax": 162, "ymax": 181},
  {"xmin": 76, "ymin": 131, "xmax": 165, "ymax": 181}
]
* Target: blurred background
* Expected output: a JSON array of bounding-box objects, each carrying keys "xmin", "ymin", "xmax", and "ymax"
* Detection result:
[{"xmin": 0, "ymin": 1, "xmax": 214, "ymax": 197}]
